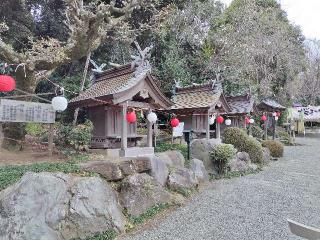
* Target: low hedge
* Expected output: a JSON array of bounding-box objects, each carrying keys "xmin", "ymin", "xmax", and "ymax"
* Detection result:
[
  {"xmin": 210, "ymin": 144, "xmax": 237, "ymax": 174},
  {"xmin": 262, "ymin": 140, "xmax": 284, "ymax": 158},
  {"xmin": 223, "ymin": 127, "xmax": 264, "ymax": 164}
]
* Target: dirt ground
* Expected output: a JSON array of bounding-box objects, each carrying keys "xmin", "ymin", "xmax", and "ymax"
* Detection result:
[{"xmin": 0, "ymin": 147, "xmax": 67, "ymax": 166}]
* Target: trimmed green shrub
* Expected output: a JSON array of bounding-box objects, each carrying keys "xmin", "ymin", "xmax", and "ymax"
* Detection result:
[
  {"xmin": 56, "ymin": 120, "xmax": 93, "ymax": 151},
  {"xmin": 251, "ymin": 125, "xmax": 264, "ymax": 139},
  {"xmin": 244, "ymin": 137, "xmax": 264, "ymax": 164},
  {"xmin": 278, "ymin": 131, "xmax": 292, "ymax": 145},
  {"xmin": 223, "ymin": 127, "xmax": 264, "ymax": 164},
  {"xmin": 210, "ymin": 144, "xmax": 237, "ymax": 174},
  {"xmin": 262, "ymin": 140, "xmax": 284, "ymax": 158}
]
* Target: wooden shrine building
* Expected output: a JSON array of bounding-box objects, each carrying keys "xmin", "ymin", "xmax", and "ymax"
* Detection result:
[
  {"xmin": 169, "ymin": 80, "xmax": 231, "ymax": 139},
  {"xmin": 226, "ymin": 94, "xmax": 255, "ymax": 127},
  {"xmin": 257, "ymin": 98, "xmax": 286, "ymax": 113},
  {"xmin": 70, "ymin": 63, "xmax": 172, "ymax": 157}
]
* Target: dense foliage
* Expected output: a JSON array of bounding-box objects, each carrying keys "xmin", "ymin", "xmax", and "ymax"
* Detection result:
[
  {"xmin": 210, "ymin": 144, "xmax": 237, "ymax": 174},
  {"xmin": 223, "ymin": 127, "xmax": 264, "ymax": 164},
  {"xmin": 56, "ymin": 120, "xmax": 93, "ymax": 151},
  {"xmin": 262, "ymin": 140, "xmax": 284, "ymax": 158}
]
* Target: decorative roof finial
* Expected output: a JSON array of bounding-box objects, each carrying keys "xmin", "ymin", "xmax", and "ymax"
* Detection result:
[{"xmin": 131, "ymin": 41, "xmax": 153, "ymax": 76}]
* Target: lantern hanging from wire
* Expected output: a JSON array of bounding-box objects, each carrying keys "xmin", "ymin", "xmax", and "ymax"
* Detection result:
[
  {"xmin": 249, "ymin": 118, "xmax": 255, "ymax": 124},
  {"xmin": 170, "ymin": 117, "xmax": 180, "ymax": 128},
  {"xmin": 275, "ymin": 116, "xmax": 279, "ymax": 121},
  {"xmin": 261, "ymin": 115, "xmax": 267, "ymax": 122},
  {"xmin": 147, "ymin": 112, "xmax": 157, "ymax": 123},
  {"xmin": 126, "ymin": 111, "xmax": 137, "ymax": 123},
  {"xmin": 217, "ymin": 116, "xmax": 224, "ymax": 124},
  {"xmin": 245, "ymin": 117, "xmax": 251, "ymax": 124},
  {"xmin": 276, "ymin": 111, "xmax": 281, "ymax": 117},
  {"xmin": 52, "ymin": 96, "xmax": 68, "ymax": 111},
  {"xmin": 225, "ymin": 118, "xmax": 232, "ymax": 126},
  {"xmin": 0, "ymin": 75, "xmax": 16, "ymax": 92}
]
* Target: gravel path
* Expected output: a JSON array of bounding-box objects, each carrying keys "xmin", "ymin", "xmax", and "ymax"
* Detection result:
[{"xmin": 123, "ymin": 137, "xmax": 320, "ymax": 240}]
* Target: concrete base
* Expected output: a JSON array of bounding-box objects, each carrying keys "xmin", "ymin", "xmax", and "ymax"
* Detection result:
[
  {"xmin": 119, "ymin": 147, "xmax": 154, "ymax": 158},
  {"xmin": 90, "ymin": 147, "xmax": 154, "ymax": 158}
]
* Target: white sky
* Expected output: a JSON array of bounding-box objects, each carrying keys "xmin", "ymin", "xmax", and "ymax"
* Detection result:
[{"xmin": 220, "ymin": 0, "xmax": 320, "ymax": 40}]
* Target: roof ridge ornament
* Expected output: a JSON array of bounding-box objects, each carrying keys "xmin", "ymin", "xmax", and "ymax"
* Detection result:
[{"xmin": 131, "ymin": 41, "xmax": 153, "ymax": 77}]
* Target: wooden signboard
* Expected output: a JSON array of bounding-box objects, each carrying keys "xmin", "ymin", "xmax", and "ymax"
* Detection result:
[{"xmin": 0, "ymin": 99, "xmax": 56, "ymax": 123}]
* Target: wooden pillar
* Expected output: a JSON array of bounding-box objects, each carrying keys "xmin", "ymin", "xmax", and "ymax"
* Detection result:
[
  {"xmin": 206, "ymin": 111, "xmax": 210, "ymax": 140},
  {"xmin": 264, "ymin": 116, "xmax": 268, "ymax": 140},
  {"xmin": 48, "ymin": 124, "xmax": 54, "ymax": 157},
  {"xmin": 216, "ymin": 122, "xmax": 220, "ymax": 139},
  {"xmin": 272, "ymin": 117, "xmax": 276, "ymax": 140},
  {"xmin": 147, "ymin": 111, "xmax": 153, "ymax": 147},
  {"xmin": 121, "ymin": 105, "xmax": 128, "ymax": 150}
]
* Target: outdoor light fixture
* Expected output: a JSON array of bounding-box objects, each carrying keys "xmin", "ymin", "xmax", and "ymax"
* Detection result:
[
  {"xmin": 261, "ymin": 115, "xmax": 267, "ymax": 121},
  {"xmin": 225, "ymin": 119, "xmax": 232, "ymax": 126},
  {"xmin": 147, "ymin": 112, "xmax": 157, "ymax": 123},
  {"xmin": 249, "ymin": 118, "xmax": 255, "ymax": 124},
  {"xmin": 52, "ymin": 96, "xmax": 68, "ymax": 111},
  {"xmin": 170, "ymin": 118, "xmax": 180, "ymax": 127},
  {"xmin": 0, "ymin": 75, "xmax": 16, "ymax": 92},
  {"xmin": 126, "ymin": 111, "xmax": 137, "ymax": 123},
  {"xmin": 217, "ymin": 116, "xmax": 224, "ymax": 124}
]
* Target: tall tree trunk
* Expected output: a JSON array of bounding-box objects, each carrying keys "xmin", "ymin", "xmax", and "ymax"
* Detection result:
[{"xmin": 73, "ymin": 52, "xmax": 91, "ymax": 125}]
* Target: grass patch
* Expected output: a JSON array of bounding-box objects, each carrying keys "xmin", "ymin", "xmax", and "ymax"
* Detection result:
[
  {"xmin": 72, "ymin": 230, "xmax": 117, "ymax": 240},
  {"xmin": 0, "ymin": 154, "xmax": 91, "ymax": 191},
  {"xmin": 211, "ymin": 168, "xmax": 261, "ymax": 180},
  {"xmin": 127, "ymin": 203, "xmax": 170, "ymax": 225}
]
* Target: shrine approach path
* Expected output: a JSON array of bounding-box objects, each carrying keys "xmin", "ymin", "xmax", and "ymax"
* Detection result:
[{"xmin": 122, "ymin": 136, "xmax": 320, "ymax": 240}]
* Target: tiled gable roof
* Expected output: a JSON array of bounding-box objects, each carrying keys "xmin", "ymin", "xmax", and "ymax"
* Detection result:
[
  {"xmin": 171, "ymin": 90, "xmax": 221, "ymax": 109},
  {"xmin": 170, "ymin": 81, "xmax": 223, "ymax": 110},
  {"xmin": 227, "ymin": 95, "xmax": 254, "ymax": 114},
  {"xmin": 260, "ymin": 99, "xmax": 286, "ymax": 110},
  {"xmin": 69, "ymin": 64, "xmax": 148, "ymax": 104}
]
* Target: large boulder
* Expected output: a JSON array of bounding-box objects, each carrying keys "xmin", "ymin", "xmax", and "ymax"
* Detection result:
[
  {"xmin": 236, "ymin": 152, "xmax": 251, "ymax": 163},
  {"xmin": 229, "ymin": 152, "xmax": 257, "ymax": 172},
  {"xmin": 149, "ymin": 155, "xmax": 169, "ymax": 186},
  {"xmin": 190, "ymin": 138, "xmax": 221, "ymax": 173},
  {"xmin": 80, "ymin": 161, "xmax": 123, "ymax": 181},
  {"xmin": 0, "ymin": 172, "xmax": 126, "ymax": 240},
  {"xmin": 80, "ymin": 157, "xmax": 151, "ymax": 181},
  {"xmin": 190, "ymin": 158, "xmax": 209, "ymax": 183},
  {"xmin": 155, "ymin": 150, "xmax": 185, "ymax": 168},
  {"xmin": 167, "ymin": 167, "xmax": 198, "ymax": 192},
  {"xmin": 119, "ymin": 173, "xmax": 172, "ymax": 217}
]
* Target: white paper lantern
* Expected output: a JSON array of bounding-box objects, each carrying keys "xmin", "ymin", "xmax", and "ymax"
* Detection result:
[
  {"xmin": 52, "ymin": 96, "xmax": 68, "ymax": 111},
  {"xmin": 272, "ymin": 112, "xmax": 277, "ymax": 117},
  {"xmin": 208, "ymin": 116, "xmax": 216, "ymax": 125},
  {"xmin": 225, "ymin": 119, "xmax": 232, "ymax": 126},
  {"xmin": 275, "ymin": 116, "xmax": 279, "ymax": 121},
  {"xmin": 147, "ymin": 112, "xmax": 157, "ymax": 123},
  {"xmin": 249, "ymin": 118, "xmax": 255, "ymax": 124}
]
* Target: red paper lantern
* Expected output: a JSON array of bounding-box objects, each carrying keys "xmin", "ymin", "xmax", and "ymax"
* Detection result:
[
  {"xmin": 170, "ymin": 118, "xmax": 180, "ymax": 128},
  {"xmin": 0, "ymin": 75, "xmax": 16, "ymax": 92},
  {"xmin": 245, "ymin": 117, "xmax": 250, "ymax": 124},
  {"xmin": 217, "ymin": 116, "xmax": 224, "ymax": 124},
  {"xmin": 261, "ymin": 115, "xmax": 267, "ymax": 121},
  {"xmin": 126, "ymin": 111, "xmax": 136, "ymax": 123},
  {"xmin": 276, "ymin": 111, "xmax": 281, "ymax": 117}
]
